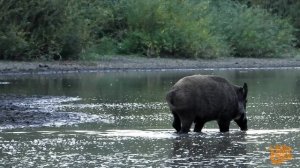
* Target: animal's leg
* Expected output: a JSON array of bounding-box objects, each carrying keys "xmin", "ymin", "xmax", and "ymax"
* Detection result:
[
  {"xmin": 217, "ymin": 120, "xmax": 230, "ymax": 132},
  {"xmin": 179, "ymin": 120, "xmax": 193, "ymax": 134},
  {"xmin": 194, "ymin": 118, "xmax": 205, "ymax": 132},
  {"xmin": 178, "ymin": 113, "xmax": 193, "ymax": 134},
  {"xmin": 172, "ymin": 112, "xmax": 181, "ymax": 132}
]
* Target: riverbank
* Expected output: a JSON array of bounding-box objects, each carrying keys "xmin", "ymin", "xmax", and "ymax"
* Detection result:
[{"xmin": 1, "ymin": 56, "xmax": 300, "ymax": 75}]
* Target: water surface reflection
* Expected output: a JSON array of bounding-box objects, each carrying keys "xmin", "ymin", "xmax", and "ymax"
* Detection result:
[{"xmin": 0, "ymin": 68, "xmax": 299, "ymax": 167}]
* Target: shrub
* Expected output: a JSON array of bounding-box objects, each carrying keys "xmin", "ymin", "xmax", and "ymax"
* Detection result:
[
  {"xmin": 240, "ymin": 0, "xmax": 300, "ymax": 47},
  {"xmin": 209, "ymin": 0, "xmax": 296, "ymax": 57},
  {"xmin": 0, "ymin": 26, "xmax": 28, "ymax": 60},
  {"xmin": 118, "ymin": 0, "xmax": 230, "ymax": 58},
  {"xmin": 117, "ymin": 0, "xmax": 296, "ymax": 58},
  {"xmin": 0, "ymin": 0, "xmax": 67, "ymax": 60},
  {"xmin": 0, "ymin": 0, "xmax": 297, "ymax": 60},
  {"xmin": 0, "ymin": 0, "xmax": 95, "ymax": 60}
]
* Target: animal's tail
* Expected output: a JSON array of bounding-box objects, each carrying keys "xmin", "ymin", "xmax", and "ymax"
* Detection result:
[{"xmin": 166, "ymin": 90, "xmax": 176, "ymax": 109}]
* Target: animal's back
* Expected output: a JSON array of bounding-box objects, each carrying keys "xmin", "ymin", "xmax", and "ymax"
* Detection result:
[{"xmin": 166, "ymin": 75, "xmax": 238, "ymax": 119}]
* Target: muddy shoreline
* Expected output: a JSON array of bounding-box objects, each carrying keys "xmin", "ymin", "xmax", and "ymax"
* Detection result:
[
  {"xmin": 1, "ymin": 56, "xmax": 300, "ymax": 75},
  {"xmin": 0, "ymin": 95, "xmax": 109, "ymax": 130}
]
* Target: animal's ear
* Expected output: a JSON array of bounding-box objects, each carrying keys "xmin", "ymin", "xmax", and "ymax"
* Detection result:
[{"xmin": 243, "ymin": 83, "xmax": 248, "ymax": 99}]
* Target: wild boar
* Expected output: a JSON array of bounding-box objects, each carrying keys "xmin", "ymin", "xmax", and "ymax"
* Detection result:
[{"xmin": 166, "ymin": 75, "xmax": 248, "ymax": 133}]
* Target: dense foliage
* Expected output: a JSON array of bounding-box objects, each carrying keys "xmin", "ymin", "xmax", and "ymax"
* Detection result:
[
  {"xmin": 240, "ymin": 0, "xmax": 300, "ymax": 47},
  {"xmin": 0, "ymin": 0, "xmax": 297, "ymax": 60}
]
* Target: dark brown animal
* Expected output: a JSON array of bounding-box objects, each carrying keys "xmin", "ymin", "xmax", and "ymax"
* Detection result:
[{"xmin": 166, "ymin": 75, "xmax": 248, "ymax": 133}]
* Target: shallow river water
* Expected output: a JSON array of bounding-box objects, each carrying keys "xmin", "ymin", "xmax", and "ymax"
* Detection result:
[{"xmin": 0, "ymin": 68, "xmax": 299, "ymax": 167}]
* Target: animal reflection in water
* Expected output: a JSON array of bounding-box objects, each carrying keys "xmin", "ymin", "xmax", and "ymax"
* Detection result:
[{"xmin": 167, "ymin": 132, "xmax": 247, "ymax": 167}]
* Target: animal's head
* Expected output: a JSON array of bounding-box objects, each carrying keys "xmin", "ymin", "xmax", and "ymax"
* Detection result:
[
  {"xmin": 236, "ymin": 83, "xmax": 248, "ymax": 130},
  {"xmin": 237, "ymin": 83, "xmax": 248, "ymax": 110}
]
